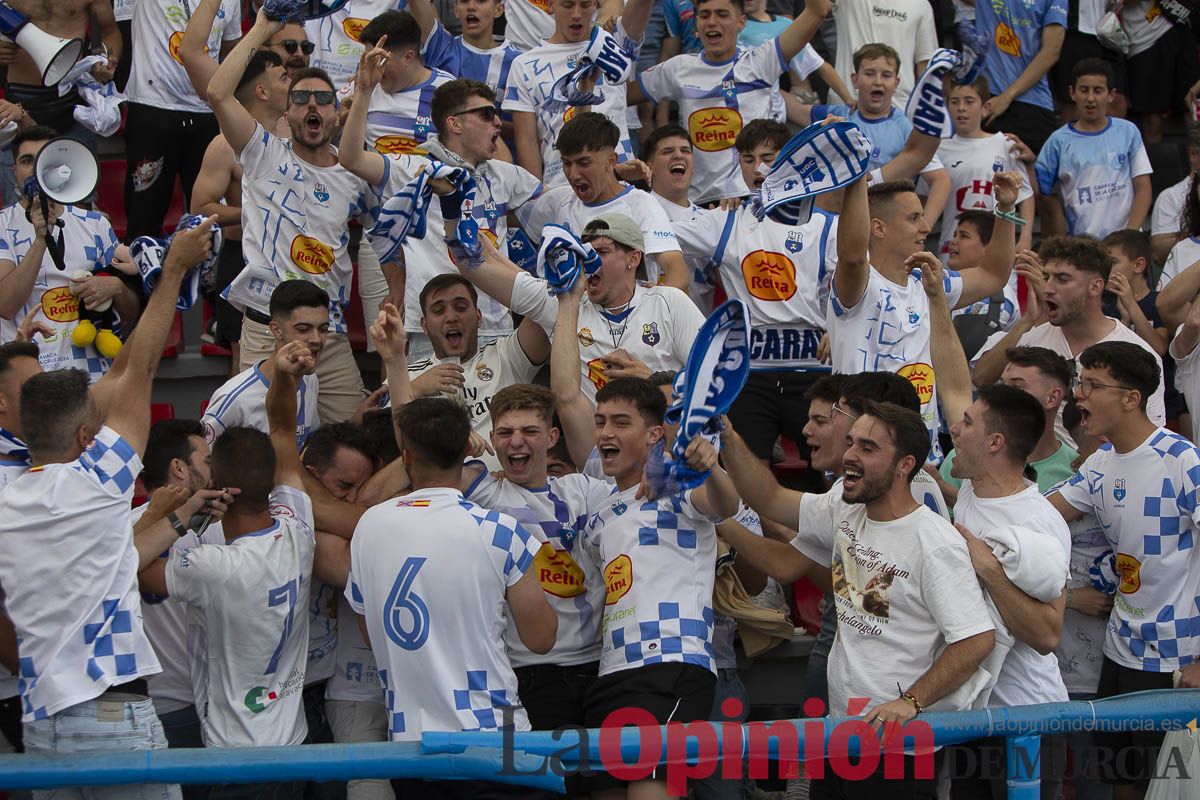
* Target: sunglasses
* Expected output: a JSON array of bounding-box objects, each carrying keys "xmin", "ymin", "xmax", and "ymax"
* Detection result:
[
  {"xmin": 452, "ymin": 105, "xmax": 500, "ymax": 122},
  {"xmin": 271, "ymin": 39, "xmax": 316, "ymax": 55},
  {"xmin": 290, "ymin": 89, "xmax": 336, "ymax": 106}
]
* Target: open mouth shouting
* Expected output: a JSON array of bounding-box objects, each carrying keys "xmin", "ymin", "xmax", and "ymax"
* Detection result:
[
  {"xmin": 598, "ymin": 442, "xmax": 621, "ymax": 469},
  {"xmin": 842, "ymin": 463, "xmax": 863, "ymax": 492},
  {"xmin": 305, "ymin": 112, "xmax": 323, "ymax": 136}
]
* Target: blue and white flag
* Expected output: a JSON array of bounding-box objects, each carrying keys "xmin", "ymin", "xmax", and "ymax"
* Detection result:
[
  {"xmin": 756, "ymin": 121, "xmax": 872, "ymax": 225},
  {"xmin": 0, "ymin": 428, "xmax": 29, "ymax": 465},
  {"xmin": 545, "ymin": 26, "xmax": 637, "ymax": 115},
  {"xmin": 906, "ymin": 44, "xmax": 986, "ymax": 139},
  {"xmin": 132, "ymin": 213, "xmax": 222, "ymax": 310},
  {"xmin": 647, "ymin": 299, "xmax": 751, "ymax": 496},
  {"xmin": 368, "ymin": 161, "xmax": 472, "ymax": 263},
  {"xmin": 536, "ymin": 224, "xmax": 602, "ymax": 294}
]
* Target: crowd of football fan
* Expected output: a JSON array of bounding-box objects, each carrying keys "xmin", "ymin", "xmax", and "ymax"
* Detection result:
[{"xmin": 0, "ymin": 0, "xmax": 1197, "ymax": 799}]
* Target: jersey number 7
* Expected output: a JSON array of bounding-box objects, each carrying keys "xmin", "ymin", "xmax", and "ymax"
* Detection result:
[{"xmin": 266, "ymin": 578, "xmax": 300, "ymax": 675}]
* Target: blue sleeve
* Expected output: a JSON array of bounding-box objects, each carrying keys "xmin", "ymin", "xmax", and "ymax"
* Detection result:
[
  {"xmin": 1042, "ymin": 0, "xmax": 1068, "ymax": 28},
  {"xmin": 420, "ymin": 22, "xmax": 456, "ymax": 72},
  {"xmin": 811, "ymin": 104, "xmax": 831, "ymax": 123},
  {"xmin": 663, "ymin": 0, "xmax": 683, "ymax": 38},
  {"xmin": 1034, "ymin": 135, "xmax": 1059, "ymax": 196}
]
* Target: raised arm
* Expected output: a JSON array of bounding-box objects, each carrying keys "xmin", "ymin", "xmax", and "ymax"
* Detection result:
[
  {"xmin": 0, "ymin": 202, "xmax": 54, "ymax": 319},
  {"xmin": 512, "ymin": 112, "xmax": 543, "ymax": 180},
  {"xmin": 407, "ymin": 0, "xmax": 439, "ymax": 43},
  {"xmin": 618, "ymin": 0, "xmax": 654, "ymax": 45},
  {"xmin": 972, "ymin": 250, "xmax": 1045, "ymax": 387},
  {"xmin": 683, "ymin": 438, "xmax": 739, "ymax": 521},
  {"xmin": 190, "ymin": 137, "xmax": 241, "ymax": 229},
  {"xmin": 266, "ymin": 341, "xmax": 312, "ymax": 491},
  {"xmin": 917, "ymin": 252, "xmax": 971, "ymax": 426},
  {"xmin": 89, "ymin": 0, "xmax": 122, "ymax": 82},
  {"xmin": 717, "ymin": 421, "xmax": 805, "ymax": 531},
  {"xmin": 180, "ymin": 0, "xmax": 224, "ymax": 103},
  {"xmin": 955, "ymin": 171, "xmax": 1019, "ymax": 308},
  {"xmin": 207, "ymin": 8, "xmax": 281, "ymax": 155},
  {"xmin": 1157, "ymin": 257, "xmax": 1200, "ymax": 330},
  {"xmin": 338, "ymin": 43, "xmax": 391, "ymax": 187},
  {"xmin": 833, "ymin": 174, "xmax": 871, "ymax": 309},
  {"xmin": 655, "ymin": 250, "xmax": 689, "ymax": 291},
  {"xmin": 551, "ymin": 280, "xmax": 596, "ymax": 470},
  {"xmin": 712, "ymin": 506, "xmax": 821, "ymax": 584},
  {"xmin": 879, "ymin": 131, "xmax": 941, "ymax": 182},
  {"xmin": 777, "ymin": 0, "xmax": 831, "ymax": 62}
]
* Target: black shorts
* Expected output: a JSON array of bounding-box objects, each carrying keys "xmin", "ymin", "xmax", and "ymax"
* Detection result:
[
  {"xmin": 582, "ymin": 662, "xmax": 717, "ymax": 791},
  {"xmin": 515, "ymin": 660, "xmax": 598, "ymax": 731},
  {"xmin": 983, "ymin": 100, "xmax": 1060, "ymax": 158},
  {"xmin": 213, "ymin": 239, "xmax": 245, "ymax": 345},
  {"xmin": 727, "ymin": 369, "xmax": 826, "ymax": 491},
  {"xmin": 1052, "ymin": 30, "xmax": 1127, "ymax": 103},
  {"xmin": 1094, "ymin": 656, "xmax": 1175, "ymax": 788},
  {"xmin": 1126, "ymin": 23, "xmax": 1200, "ymax": 114}
]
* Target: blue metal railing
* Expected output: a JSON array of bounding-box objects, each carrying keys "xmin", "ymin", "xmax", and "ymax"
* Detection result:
[{"xmin": 0, "ymin": 690, "xmax": 1196, "ymax": 796}]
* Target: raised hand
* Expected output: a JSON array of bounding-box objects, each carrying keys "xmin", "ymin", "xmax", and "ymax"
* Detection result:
[{"xmin": 275, "ymin": 339, "xmax": 316, "ymax": 376}]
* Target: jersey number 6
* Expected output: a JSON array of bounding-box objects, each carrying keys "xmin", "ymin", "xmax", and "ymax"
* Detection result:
[{"xmin": 384, "ymin": 557, "xmax": 430, "ymax": 651}]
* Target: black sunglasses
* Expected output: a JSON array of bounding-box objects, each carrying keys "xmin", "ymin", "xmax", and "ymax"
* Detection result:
[
  {"xmin": 290, "ymin": 89, "xmax": 336, "ymax": 105},
  {"xmin": 452, "ymin": 105, "xmax": 500, "ymax": 122},
  {"xmin": 272, "ymin": 39, "xmax": 316, "ymax": 55}
]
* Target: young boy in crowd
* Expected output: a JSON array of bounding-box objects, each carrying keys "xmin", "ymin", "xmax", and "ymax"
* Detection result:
[
  {"xmin": 936, "ymin": 78, "xmax": 1035, "ymax": 259},
  {"xmin": 1102, "ymin": 230, "xmax": 1169, "ymax": 357},
  {"xmin": 1035, "ymin": 58, "xmax": 1153, "ymax": 240}
]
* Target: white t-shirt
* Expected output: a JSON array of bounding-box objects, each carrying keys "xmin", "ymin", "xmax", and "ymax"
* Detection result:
[
  {"xmin": 516, "ymin": 184, "xmax": 681, "ymax": 284},
  {"xmin": 166, "ymin": 485, "xmax": 315, "ymax": 747},
  {"xmin": 0, "ymin": 462, "xmax": 26, "ymax": 701},
  {"xmin": 934, "ymin": 134, "xmax": 1034, "ymax": 260},
  {"xmin": 325, "ymin": 593, "xmax": 383, "ymax": 703},
  {"xmin": 652, "ymin": 194, "xmax": 713, "ymax": 313},
  {"xmin": 503, "ymin": 0, "xmax": 557, "ymax": 52},
  {"xmin": 512, "ymin": 276, "xmax": 707, "ymax": 404},
  {"xmin": 403, "ymin": 334, "xmax": 541, "ymax": 471},
  {"xmin": 827, "ymin": 266, "xmax": 965, "ymax": 461},
  {"xmin": 1150, "ymin": 175, "xmax": 1190, "ymax": 239},
  {"xmin": 201, "ymin": 361, "xmax": 320, "ymax": 448},
  {"xmin": 675, "ymin": 205, "xmax": 837, "ymax": 370},
  {"xmin": 791, "ymin": 492, "xmax": 994, "ymax": 715},
  {"xmin": 1171, "ymin": 333, "xmax": 1200, "ymax": 446},
  {"xmin": 338, "ymin": 70, "xmax": 456, "ymax": 157},
  {"xmin": 954, "ymin": 481, "xmax": 1071, "ymax": 707},
  {"xmin": 1055, "ymin": 510, "xmax": 1110, "ymax": 695},
  {"xmin": 346, "ymin": 487, "xmax": 540, "ymax": 740},
  {"xmin": 1157, "ymin": 236, "xmax": 1200, "ymax": 292},
  {"xmin": 306, "ymin": 1, "xmax": 408, "ymax": 91},
  {"xmin": 465, "ymin": 469, "xmax": 614, "ymax": 667},
  {"xmin": 306, "ymin": 580, "xmax": 338, "ymax": 686},
  {"xmin": 1011, "ymin": 319, "xmax": 1167, "ymax": 445},
  {"xmin": 136, "ymin": 506, "xmax": 226, "ymax": 716},
  {"xmin": 582, "ymin": 484, "xmax": 721, "ymax": 677},
  {"xmin": 1122, "ymin": 0, "xmax": 1173, "ymax": 57},
  {"xmin": 638, "ymin": 41, "xmax": 788, "ymax": 203},
  {"xmin": 833, "ymin": 0, "xmax": 938, "ymax": 109},
  {"xmin": 373, "ymin": 153, "xmax": 541, "ymax": 338},
  {"xmin": 126, "ymin": 0, "xmax": 242, "ymax": 113},
  {"xmin": 503, "ymin": 23, "xmax": 639, "ymax": 187},
  {"xmin": 1054, "ymin": 429, "xmax": 1200, "ymax": 673},
  {"xmin": 0, "ymin": 204, "xmax": 121, "ymax": 382},
  {"xmin": 224, "ymin": 124, "xmax": 371, "ymax": 334},
  {"xmin": 0, "ymin": 428, "xmax": 161, "ymax": 721}
]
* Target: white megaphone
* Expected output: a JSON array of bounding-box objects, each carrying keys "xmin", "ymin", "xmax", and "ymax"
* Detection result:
[
  {"xmin": 0, "ymin": 2, "xmax": 83, "ymax": 87},
  {"xmin": 22, "ymin": 138, "xmax": 97, "ymax": 272}
]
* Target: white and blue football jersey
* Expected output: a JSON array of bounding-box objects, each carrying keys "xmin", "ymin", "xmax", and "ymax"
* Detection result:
[{"xmin": 423, "ymin": 23, "xmax": 522, "ymax": 100}]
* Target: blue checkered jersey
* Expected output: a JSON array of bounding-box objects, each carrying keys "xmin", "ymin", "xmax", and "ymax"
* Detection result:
[
  {"xmin": 0, "ymin": 203, "xmax": 120, "ymax": 382},
  {"xmin": 201, "ymin": 361, "xmax": 320, "ymax": 448},
  {"xmin": 346, "ymin": 487, "xmax": 541, "ymax": 740},
  {"xmin": 582, "ymin": 485, "xmax": 720, "ymax": 677},
  {"xmin": 422, "ymin": 23, "xmax": 522, "ymax": 101},
  {"xmin": 1053, "ymin": 428, "xmax": 1200, "ymax": 673},
  {"xmin": 0, "ymin": 427, "xmax": 161, "ymax": 721}
]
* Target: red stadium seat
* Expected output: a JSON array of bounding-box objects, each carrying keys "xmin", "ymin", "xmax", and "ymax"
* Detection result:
[
  {"xmin": 200, "ymin": 399, "xmax": 210, "ymax": 415},
  {"xmin": 791, "ymin": 576, "xmax": 823, "ymax": 636},
  {"xmin": 771, "ymin": 434, "xmax": 809, "ymax": 479},
  {"xmin": 200, "ymin": 300, "xmax": 233, "ymax": 357},
  {"xmin": 98, "ymin": 159, "xmax": 127, "ymax": 240},
  {"xmin": 150, "ymin": 403, "xmax": 175, "ymax": 423},
  {"xmin": 345, "ymin": 260, "xmax": 369, "ymax": 352}
]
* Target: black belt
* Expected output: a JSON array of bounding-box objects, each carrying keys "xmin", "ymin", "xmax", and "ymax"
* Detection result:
[
  {"xmin": 102, "ymin": 678, "xmax": 148, "ymax": 698},
  {"xmin": 245, "ymin": 307, "xmax": 271, "ymax": 325}
]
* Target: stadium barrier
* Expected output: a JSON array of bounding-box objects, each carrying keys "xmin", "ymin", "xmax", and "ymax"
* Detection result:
[{"xmin": 0, "ymin": 689, "xmax": 1195, "ymax": 797}]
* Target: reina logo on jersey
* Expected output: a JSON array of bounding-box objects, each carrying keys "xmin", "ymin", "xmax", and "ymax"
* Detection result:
[
  {"xmin": 642, "ymin": 323, "xmax": 660, "ymax": 346},
  {"xmin": 604, "ymin": 554, "xmax": 633, "ymax": 605},
  {"xmin": 586, "ymin": 357, "xmax": 607, "ymax": 390},
  {"xmin": 290, "ymin": 235, "xmax": 335, "ymax": 275},
  {"xmin": 898, "ymin": 362, "xmax": 936, "ymax": 405},
  {"xmin": 40, "ymin": 286, "xmax": 79, "ymax": 323},
  {"xmin": 342, "ymin": 17, "xmax": 370, "ymax": 41},
  {"xmin": 535, "ymin": 543, "xmax": 586, "ymax": 598},
  {"xmin": 741, "ymin": 250, "xmax": 797, "ymax": 302},
  {"xmin": 995, "ymin": 22, "xmax": 1021, "ymax": 57},
  {"xmin": 688, "ymin": 108, "xmax": 742, "ymax": 153},
  {"xmin": 374, "ymin": 135, "xmax": 427, "ymax": 156}
]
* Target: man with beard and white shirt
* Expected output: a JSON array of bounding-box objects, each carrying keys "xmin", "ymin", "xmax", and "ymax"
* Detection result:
[
  {"xmin": 922, "ymin": 256, "xmax": 1071, "ymax": 799},
  {"xmin": 210, "ymin": 8, "xmax": 371, "ymax": 424},
  {"xmin": 718, "ymin": 401, "xmax": 995, "ymax": 796},
  {"xmin": 339, "ymin": 58, "xmax": 541, "ymax": 361}
]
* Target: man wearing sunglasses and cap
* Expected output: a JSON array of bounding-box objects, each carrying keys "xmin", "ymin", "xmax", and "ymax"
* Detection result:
[{"xmin": 208, "ymin": 6, "xmax": 372, "ymax": 426}]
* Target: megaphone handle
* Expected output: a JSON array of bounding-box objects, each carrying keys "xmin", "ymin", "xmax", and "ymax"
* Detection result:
[{"xmin": 39, "ymin": 192, "xmax": 66, "ymax": 271}]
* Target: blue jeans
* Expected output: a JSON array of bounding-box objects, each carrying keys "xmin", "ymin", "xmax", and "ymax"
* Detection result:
[{"xmin": 22, "ymin": 694, "xmax": 180, "ymax": 800}]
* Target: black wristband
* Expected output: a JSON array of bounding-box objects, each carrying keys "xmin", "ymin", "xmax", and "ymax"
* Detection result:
[{"xmin": 167, "ymin": 512, "xmax": 188, "ymax": 537}]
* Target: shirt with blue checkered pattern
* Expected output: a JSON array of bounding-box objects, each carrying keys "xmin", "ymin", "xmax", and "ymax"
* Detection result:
[
  {"xmin": 1053, "ymin": 427, "xmax": 1200, "ymax": 673},
  {"xmin": 0, "ymin": 427, "xmax": 161, "ymax": 722},
  {"xmin": 582, "ymin": 484, "xmax": 720, "ymax": 677}
]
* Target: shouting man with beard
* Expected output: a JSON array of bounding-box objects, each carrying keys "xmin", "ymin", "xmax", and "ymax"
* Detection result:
[{"xmin": 208, "ymin": 6, "xmax": 372, "ymax": 425}]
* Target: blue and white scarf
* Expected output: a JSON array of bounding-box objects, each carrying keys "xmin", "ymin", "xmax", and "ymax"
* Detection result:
[
  {"xmin": 755, "ymin": 121, "xmax": 872, "ymax": 226},
  {"xmin": 545, "ymin": 26, "xmax": 637, "ymax": 115},
  {"xmin": 261, "ymin": 0, "xmax": 351, "ymax": 22},
  {"xmin": 368, "ymin": 161, "xmax": 473, "ymax": 263},
  {"xmin": 647, "ymin": 299, "xmax": 751, "ymax": 497},
  {"xmin": 905, "ymin": 42, "xmax": 988, "ymax": 139},
  {"xmin": 0, "ymin": 428, "xmax": 29, "ymax": 465},
  {"xmin": 131, "ymin": 214, "xmax": 223, "ymax": 310},
  {"xmin": 536, "ymin": 224, "xmax": 602, "ymax": 294}
]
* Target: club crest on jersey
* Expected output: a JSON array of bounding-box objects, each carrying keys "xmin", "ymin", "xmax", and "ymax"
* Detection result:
[
  {"xmin": 785, "ymin": 231, "xmax": 804, "ymax": 254},
  {"xmin": 313, "ymin": 182, "xmax": 330, "ymax": 204},
  {"xmin": 642, "ymin": 322, "xmax": 660, "ymax": 346},
  {"xmin": 907, "ymin": 307, "xmax": 920, "ymax": 325},
  {"xmin": 475, "ymin": 361, "xmax": 494, "ymax": 381},
  {"xmin": 1112, "ymin": 152, "xmax": 1128, "ymax": 170},
  {"xmin": 1113, "ymin": 478, "xmax": 1126, "ymax": 502},
  {"xmin": 611, "ymin": 500, "xmax": 628, "ymax": 515},
  {"xmin": 578, "ymin": 327, "xmax": 594, "ymax": 346}
]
